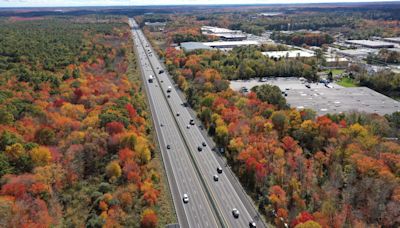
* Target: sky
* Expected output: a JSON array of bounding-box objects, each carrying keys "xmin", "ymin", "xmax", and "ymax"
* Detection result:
[{"xmin": 0, "ymin": 0, "xmax": 396, "ymax": 7}]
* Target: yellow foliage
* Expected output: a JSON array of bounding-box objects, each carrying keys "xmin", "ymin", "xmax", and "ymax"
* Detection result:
[
  {"xmin": 30, "ymin": 146, "xmax": 52, "ymax": 167},
  {"xmin": 106, "ymin": 160, "xmax": 122, "ymax": 179},
  {"xmin": 295, "ymin": 221, "xmax": 322, "ymax": 228},
  {"xmin": 82, "ymin": 114, "xmax": 99, "ymax": 128},
  {"xmin": 135, "ymin": 136, "xmax": 151, "ymax": 164},
  {"xmin": 5, "ymin": 143, "xmax": 25, "ymax": 160},
  {"xmin": 61, "ymin": 102, "xmax": 85, "ymax": 120}
]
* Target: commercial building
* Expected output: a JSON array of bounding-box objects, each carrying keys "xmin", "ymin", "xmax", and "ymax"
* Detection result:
[
  {"xmin": 345, "ymin": 40, "xmax": 395, "ymax": 48},
  {"xmin": 325, "ymin": 56, "xmax": 349, "ymax": 67},
  {"xmin": 383, "ymin": 37, "xmax": 400, "ymax": 44},
  {"xmin": 203, "ymin": 40, "xmax": 260, "ymax": 49},
  {"xmin": 262, "ymin": 50, "xmax": 315, "ymax": 59},
  {"xmin": 201, "ymin": 26, "xmax": 247, "ymax": 41},
  {"xmin": 180, "ymin": 42, "xmax": 212, "ymax": 52},
  {"xmin": 336, "ymin": 48, "xmax": 378, "ymax": 59}
]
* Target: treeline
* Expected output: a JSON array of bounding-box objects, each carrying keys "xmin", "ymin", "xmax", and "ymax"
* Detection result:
[
  {"xmin": 0, "ymin": 16, "xmax": 174, "ymax": 228},
  {"xmin": 169, "ymin": 46, "xmax": 318, "ymax": 81},
  {"xmin": 357, "ymin": 70, "xmax": 400, "ymax": 100},
  {"xmin": 271, "ymin": 32, "xmax": 334, "ymax": 47}
]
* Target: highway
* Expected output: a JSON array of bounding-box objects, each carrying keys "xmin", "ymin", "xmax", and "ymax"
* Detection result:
[
  {"xmin": 130, "ymin": 18, "xmax": 266, "ymax": 228},
  {"xmin": 130, "ymin": 19, "xmax": 220, "ymax": 228}
]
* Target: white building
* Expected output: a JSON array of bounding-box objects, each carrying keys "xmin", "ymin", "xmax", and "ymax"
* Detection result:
[{"xmin": 262, "ymin": 50, "xmax": 315, "ymax": 59}]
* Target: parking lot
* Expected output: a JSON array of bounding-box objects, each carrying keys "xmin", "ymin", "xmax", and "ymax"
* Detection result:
[{"xmin": 230, "ymin": 78, "xmax": 400, "ymax": 115}]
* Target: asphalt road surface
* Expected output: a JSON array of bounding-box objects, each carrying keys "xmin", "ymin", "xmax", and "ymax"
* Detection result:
[{"xmin": 130, "ymin": 18, "xmax": 266, "ymax": 228}]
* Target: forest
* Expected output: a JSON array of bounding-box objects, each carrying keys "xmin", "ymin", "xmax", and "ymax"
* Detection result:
[
  {"xmin": 0, "ymin": 16, "xmax": 174, "ymax": 227},
  {"xmin": 141, "ymin": 14, "xmax": 400, "ymax": 227}
]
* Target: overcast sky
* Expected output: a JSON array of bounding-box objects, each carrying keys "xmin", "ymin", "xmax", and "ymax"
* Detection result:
[{"xmin": 0, "ymin": 0, "xmax": 395, "ymax": 7}]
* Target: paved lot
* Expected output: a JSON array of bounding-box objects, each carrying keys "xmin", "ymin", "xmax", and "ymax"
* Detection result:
[{"xmin": 230, "ymin": 78, "xmax": 400, "ymax": 115}]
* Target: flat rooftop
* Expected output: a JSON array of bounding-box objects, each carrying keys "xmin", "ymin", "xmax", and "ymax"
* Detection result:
[
  {"xmin": 203, "ymin": 40, "xmax": 260, "ymax": 47},
  {"xmin": 230, "ymin": 78, "xmax": 400, "ymax": 115},
  {"xmin": 180, "ymin": 42, "xmax": 212, "ymax": 52},
  {"xmin": 345, "ymin": 40, "xmax": 395, "ymax": 48},
  {"xmin": 383, "ymin": 37, "xmax": 400, "ymax": 43},
  {"xmin": 262, "ymin": 50, "xmax": 315, "ymax": 58}
]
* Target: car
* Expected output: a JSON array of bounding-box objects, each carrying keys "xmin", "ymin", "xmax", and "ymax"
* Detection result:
[
  {"xmin": 183, "ymin": 194, "xmax": 189, "ymax": 203},
  {"xmin": 202, "ymin": 142, "xmax": 206, "ymax": 147},
  {"xmin": 197, "ymin": 146, "xmax": 202, "ymax": 152},
  {"xmin": 213, "ymin": 175, "xmax": 219, "ymax": 181},
  {"xmin": 249, "ymin": 221, "xmax": 256, "ymax": 228},
  {"xmin": 217, "ymin": 167, "xmax": 223, "ymax": 174},
  {"xmin": 167, "ymin": 86, "xmax": 172, "ymax": 93},
  {"xmin": 160, "ymin": 80, "xmax": 163, "ymax": 83},
  {"xmin": 186, "ymin": 125, "xmax": 190, "ymax": 129},
  {"xmin": 167, "ymin": 94, "xmax": 170, "ymax": 98},
  {"xmin": 189, "ymin": 119, "xmax": 195, "ymax": 125},
  {"xmin": 305, "ymin": 84, "xmax": 311, "ymax": 89},
  {"xmin": 176, "ymin": 112, "xmax": 180, "ymax": 116},
  {"xmin": 232, "ymin": 208, "xmax": 239, "ymax": 218},
  {"xmin": 159, "ymin": 70, "xmax": 164, "ymax": 74},
  {"xmin": 166, "ymin": 145, "xmax": 171, "ymax": 149}
]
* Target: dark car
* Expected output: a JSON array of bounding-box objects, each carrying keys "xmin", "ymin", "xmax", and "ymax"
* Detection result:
[
  {"xmin": 189, "ymin": 119, "xmax": 195, "ymax": 125},
  {"xmin": 217, "ymin": 167, "xmax": 223, "ymax": 174},
  {"xmin": 197, "ymin": 146, "xmax": 202, "ymax": 152},
  {"xmin": 232, "ymin": 208, "xmax": 239, "ymax": 218},
  {"xmin": 213, "ymin": 175, "xmax": 219, "ymax": 181},
  {"xmin": 166, "ymin": 145, "xmax": 171, "ymax": 149},
  {"xmin": 202, "ymin": 142, "xmax": 206, "ymax": 147},
  {"xmin": 249, "ymin": 221, "xmax": 256, "ymax": 228},
  {"xmin": 167, "ymin": 94, "xmax": 170, "ymax": 98},
  {"xmin": 159, "ymin": 70, "xmax": 164, "ymax": 74}
]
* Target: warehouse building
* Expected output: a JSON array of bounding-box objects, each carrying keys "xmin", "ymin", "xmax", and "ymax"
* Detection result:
[
  {"xmin": 383, "ymin": 37, "xmax": 400, "ymax": 44},
  {"xmin": 345, "ymin": 40, "xmax": 395, "ymax": 48},
  {"xmin": 180, "ymin": 42, "xmax": 212, "ymax": 52},
  {"xmin": 262, "ymin": 50, "xmax": 315, "ymax": 59},
  {"xmin": 203, "ymin": 40, "xmax": 260, "ymax": 49},
  {"xmin": 201, "ymin": 26, "xmax": 247, "ymax": 41}
]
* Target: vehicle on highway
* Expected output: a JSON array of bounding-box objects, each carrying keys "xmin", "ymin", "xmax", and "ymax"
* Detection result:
[
  {"xmin": 160, "ymin": 80, "xmax": 164, "ymax": 83},
  {"xmin": 176, "ymin": 112, "xmax": 180, "ymax": 116},
  {"xmin": 197, "ymin": 146, "xmax": 202, "ymax": 152},
  {"xmin": 167, "ymin": 86, "xmax": 172, "ymax": 93},
  {"xmin": 159, "ymin": 70, "xmax": 164, "ymax": 74},
  {"xmin": 167, "ymin": 94, "xmax": 170, "ymax": 98},
  {"xmin": 202, "ymin": 142, "xmax": 206, "ymax": 147},
  {"xmin": 249, "ymin": 221, "xmax": 257, "ymax": 228},
  {"xmin": 213, "ymin": 175, "xmax": 219, "ymax": 181},
  {"xmin": 186, "ymin": 125, "xmax": 190, "ymax": 129},
  {"xmin": 189, "ymin": 119, "xmax": 195, "ymax": 125},
  {"xmin": 217, "ymin": 167, "xmax": 223, "ymax": 174},
  {"xmin": 148, "ymin": 75, "xmax": 154, "ymax": 83},
  {"xmin": 305, "ymin": 84, "xmax": 311, "ymax": 89},
  {"xmin": 167, "ymin": 145, "xmax": 171, "ymax": 149},
  {"xmin": 232, "ymin": 208, "xmax": 240, "ymax": 218},
  {"xmin": 183, "ymin": 194, "xmax": 189, "ymax": 203}
]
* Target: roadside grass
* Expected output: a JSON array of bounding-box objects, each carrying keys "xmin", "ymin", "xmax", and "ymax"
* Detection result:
[
  {"xmin": 324, "ymin": 69, "xmax": 345, "ymax": 75},
  {"xmin": 337, "ymin": 77, "xmax": 357, "ymax": 87}
]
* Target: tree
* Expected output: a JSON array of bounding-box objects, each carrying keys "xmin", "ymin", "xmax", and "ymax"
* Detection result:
[
  {"xmin": 106, "ymin": 160, "xmax": 122, "ymax": 181},
  {"xmin": 30, "ymin": 146, "xmax": 52, "ymax": 167},
  {"xmin": 34, "ymin": 128, "xmax": 56, "ymax": 145},
  {"xmin": 140, "ymin": 209, "xmax": 157, "ymax": 228},
  {"xmin": 252, "ymin": 84, "xmax": 287, "ymax": 109}
]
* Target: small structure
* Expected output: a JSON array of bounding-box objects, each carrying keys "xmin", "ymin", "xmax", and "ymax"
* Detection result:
[
  {"xmin": 336, "ymin": 49, "xmax": 378, "ymax": 59},
  {"xmin": 345, "ymin": 40, "xmax": 395, "ymax": 49}
]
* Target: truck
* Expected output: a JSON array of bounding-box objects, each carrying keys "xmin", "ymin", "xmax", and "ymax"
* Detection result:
[{"xmin": 148, "ymin": 75, "xmax": 154, "ymax": 83}]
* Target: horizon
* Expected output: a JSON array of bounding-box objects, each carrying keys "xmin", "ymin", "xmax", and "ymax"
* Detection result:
[{"xmin": 0, "ymin": 0, "xmax": 398, "ymax": 8}]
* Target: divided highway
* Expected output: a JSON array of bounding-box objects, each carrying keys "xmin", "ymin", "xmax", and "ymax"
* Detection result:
[
  {"xmin": 130, "ymin": 18, "xmax": 266, "ymax": 228},
  {"xmin": 130, "ymin": 19, "xmax": 220, "ymax": 228}
]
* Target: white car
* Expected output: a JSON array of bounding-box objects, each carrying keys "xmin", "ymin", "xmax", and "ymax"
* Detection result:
[
  {"xmin": 232, "ymin": 208, "xmax": 239, "ymax": 218},
  {"xmin": 183, "ymin": 194, "xmax": 189, "ymax": 203}
]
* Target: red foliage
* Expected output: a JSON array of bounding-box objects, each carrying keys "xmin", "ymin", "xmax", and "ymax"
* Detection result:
[
  {"xmin": 106, "ymin": 121, "xmax": 125, "ymax": 135},
  {"xmin": 291, "ymin": 211, "xmax": 315, "ymax": 227}
]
